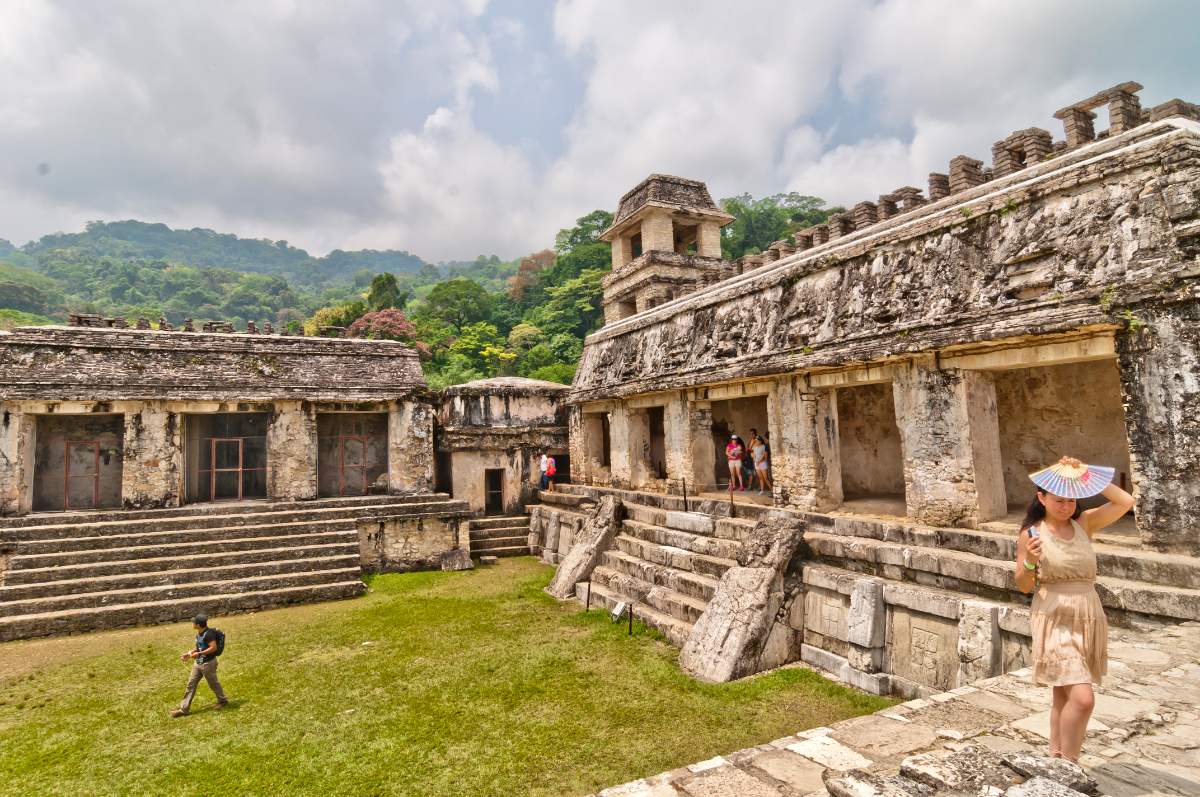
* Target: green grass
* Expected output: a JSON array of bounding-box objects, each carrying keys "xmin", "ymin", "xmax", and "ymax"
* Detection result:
[{"xmin": 0, "ymin": 559, "xmax": 893, "ymax": 796}]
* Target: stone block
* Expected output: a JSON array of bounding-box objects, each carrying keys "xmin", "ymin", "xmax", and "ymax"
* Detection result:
[
  {"xmin": 664, "ymin": 510, "xmax": 715, "ymax": 535},
  {"xmin": 786, "ymin": 734, "xmax": 873, "ymax": 771},
  {"xmin": 1000, "ymin": 752, "xmax": 1098, "ymax": 794},
  {"xmin": 746, "ymin": 749, "xmax": 826, "ymax": 793},
  {"xmin": 847, "ymin": 579, "xmax": 885, "ymax": 647},
  {"xmin": 546, "ymin": 495, "xmax": 622, "ymax": 599},
  {"xmin": 958, "ymin": 600, "xmax": 1001, "ymax": 685},
  {"xmin": 675, "ymin": 765, "xmax": 779, "ymax": 797}
]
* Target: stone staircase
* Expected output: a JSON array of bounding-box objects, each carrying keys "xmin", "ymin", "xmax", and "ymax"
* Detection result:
[
  {"xmin": 467, "ymin": 515, "xmax": 531, "ymax": 558},
  {"xmin": 547, "ymin": 482, "xmax": 1200, "ymax": 644},
  {"xmin": 573, "ymin": 498, "xmax": 758, "ymax": 647},
  {"xmin": 0, "ymin": 494, "xmax": 457, "ymax": 641}
]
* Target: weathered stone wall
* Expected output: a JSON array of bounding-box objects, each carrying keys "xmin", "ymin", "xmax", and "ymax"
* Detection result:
[
  {"xmin": 356, "ymin": 502, "xmax": 471, "ymax": 573},
  {"xmin": 573, "ymin": 124, "xmax": 1200, "ymax": 404},
  {"xmin": 0, "ymin": 326, "xmax": 426, "ymax": 402},
  {"xmin": 994, "ymin": 359, "xmax": 1132, "ymax": 506},
  {"xmin": 121, "ymin": 401, "xmax": 182, "ymax": 509},
  {"xmin": 388, "ymin": 401, "xmax": 435, "ymax": 495},
  {"xmin": 1117, "ymin": 301, "xmax": 1200, "ymax": 552},
  {"xmin": 267, "ymin": 401, "xmax": 318, "ymax": 502},
  {"xmin": 834, "ymin": 383, "xmax": 903, "ymax": 498}
]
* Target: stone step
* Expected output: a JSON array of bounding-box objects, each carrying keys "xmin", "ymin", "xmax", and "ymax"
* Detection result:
[
  {"xmin": 590, "ymin": 566, "xmax": 708, "ymax": 624},
  {"xmin": 537, "ymin": 491, "xmax": 593, "ymax": 509},
  {"xmin": 621, "ymin": 519, "xmax": 741, "ymax": 560},
  {"xmin": 8, "ymin": 530, "xmax": 357, "ymax": 570},
  {"xmin": 600, "ymin": 549, "xmax": 720, "ymax": 602},
  {"xmin": 5, "ymin": 500, "xmax": 459, "ymax": 541},
  {"xmin": 0, "ymin": 567, "xmax": 362, "ymax": 617},
  {"xmin": 0, "ymin": 580, "xmax": 366, "ymax": 642},
  {"xmin": 813, "ymin": 512, "xmax": 1200, "ymax": 590},
  {"xmin": 468, "ymin": 525, "xmax": 530, "ymax": 541},
  {"xmin": 806, "ymin": 531, "xmax": 1200, "ymax": 622},
  {"xmin": 3, "ymin": 542, "xmax": 357, "ymax": 585},
  {"xmin": 613, "ymin": 534, "xmax": 735, "ymax": 579},
  {"xmin": 0, "ymin": 493, "xmax": 451, "ymax": 529},
  {"xmin": 467, "ymin": 516, "xmax": 530, "ymax": 531},
  {"xmin": 573, "ymin": 580, "xmax": 692, "ymax": 648},
  {"xmin": 13, "ymin": 519, "xmax": 356, "ymax": 556},
  {"xmin": 470, "ymin": 535, "xmax": 529, "ymax": 552},
  {"xmin": 475, "ymin": 545, "xmax": 529, "ymax": 558},
  {"xmin": 0, "ymin": 554, "xmax": 361, "ymax": 601}
]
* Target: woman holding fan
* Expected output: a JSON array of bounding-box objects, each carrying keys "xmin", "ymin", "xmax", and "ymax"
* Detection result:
[{"xmin": 1014, "ymin": 456, "xmax": 1135, "ymax": 763}]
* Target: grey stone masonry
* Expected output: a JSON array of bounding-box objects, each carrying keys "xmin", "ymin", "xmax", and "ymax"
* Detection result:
[
  {"xmin": 588, "ymin": 621, "xmax": 1200, "ymax": 797},
  {"xmin": 0, "ymin": 325, "xmax": 426, "ymax": 402}
]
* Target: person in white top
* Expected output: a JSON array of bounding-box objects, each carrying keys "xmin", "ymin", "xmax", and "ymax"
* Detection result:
[{"xmin": 538, "ymin": 452, "xmax": 550, "ymax": 490}]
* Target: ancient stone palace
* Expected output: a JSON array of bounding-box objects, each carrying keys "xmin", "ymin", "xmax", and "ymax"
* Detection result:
[
  {"xmin": 0, "ymin": 327, "xmax": 565, "ymax": 639},
  {"xmin": 532, "ymin": 82, "xmax": 1200, "ymax": 698}
]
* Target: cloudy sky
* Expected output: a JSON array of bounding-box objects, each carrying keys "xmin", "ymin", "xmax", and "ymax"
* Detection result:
[{"xmin": 2, "ymin": 0, "xmax": 1197, "ymax": 262}]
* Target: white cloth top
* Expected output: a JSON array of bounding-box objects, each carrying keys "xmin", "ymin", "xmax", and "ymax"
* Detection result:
[{"xmin": 539, "ymin": 454, "xmax": 548, "ymax": 474}]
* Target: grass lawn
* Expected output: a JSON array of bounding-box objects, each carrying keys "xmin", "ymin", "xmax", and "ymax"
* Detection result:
[{"xmin": 0, "ymin": 558, "xmax": 893, "ymax": 796}]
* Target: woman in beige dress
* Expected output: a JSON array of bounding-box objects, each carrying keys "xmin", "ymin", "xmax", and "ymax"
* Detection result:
[{"xmin": 1014, "ymin": 456, "xmax": 1134, "ymax": 762}]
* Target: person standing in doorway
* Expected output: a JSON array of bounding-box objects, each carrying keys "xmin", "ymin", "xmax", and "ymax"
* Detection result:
[
  {"xmin": 725, "ymin": 435, "xmax": 745, "ymax": 491},
  {"xmin": 544, "ymin": 454, "xmax": 557, "ymax": 492},
  {"xmin": 1014, "ymin": 456, "xmax": 1133, "ymax": 762},
  {"xmin": 751, "ymin": 433, "xmax": 772, "ymax": 495},
  {"xmin": 538, "ymin": 451, "xmax": 550, "ymax": 491},
  {"xmin": 171, "ymin": 614, "xmax": 228, "ymax": 717}
]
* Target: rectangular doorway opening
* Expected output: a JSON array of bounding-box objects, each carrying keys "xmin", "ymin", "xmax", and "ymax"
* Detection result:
[
  {"xmin": 484, "ymin": 468, "xmax": 504, "ymax": 515},
  {"xmin": 184, "ymin": 413, "xmax": 268, "ymax": 503},
  {"xmin": 709, "ymin": 396, "xmax": 769, "ymax": 488},
  {"xmin": 33, "ymin": 414, "xmax": 124, "ymax": 512},
  {"xmin": 994, "ymin": 359, "xmax": 1134, "ymax": 534},
  {"xmin": 317, "ymin": 413, "xmax": 388, "ymax": 497},
  {"xmin": 836, "ymin": 383, "xmax": 906, "ymax": 515},
  {"xmin": 647, "ymin": 406, "xmax": 667, "ymax": 480}
]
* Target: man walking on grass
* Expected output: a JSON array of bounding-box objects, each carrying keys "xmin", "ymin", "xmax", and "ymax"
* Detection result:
[{"xmin": 171, "ymin": 614, "xmax": 228, "ymax": 717}]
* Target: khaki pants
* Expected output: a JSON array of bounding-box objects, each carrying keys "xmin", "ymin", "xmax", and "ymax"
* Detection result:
[{"xmin": 179, "ymin": 659, "xmax": 227, "ymax": 713}]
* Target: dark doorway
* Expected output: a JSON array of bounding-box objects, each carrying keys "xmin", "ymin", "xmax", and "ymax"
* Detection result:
[
  {"xmin": 435, "ymin": 451, "xmax": 453, "ymax": 496},
  {"xmin": 184, "ymin": 413, "xmax": 268, "ymax": 503},
  {"xmin": 648, "ymin": 406, "xmax": 667, "ymax": 479},
  {"xmin": 484, "ymin": 469, "xmax": 504, "ymax": 515},
  {"xmin": 317, "ymin": 413, "xmax": 388, "ymax": 497},
  {"xmin": 34, "ymin": 415, "xmax": 124, "ymax": 512},
  {"xmin": 601, "ymin": 414, "xmax": 612, "ymax": 468}
]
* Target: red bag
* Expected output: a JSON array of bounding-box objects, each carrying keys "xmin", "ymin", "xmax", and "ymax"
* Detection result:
[{"xmin": 546, "ymin": 458, "xmax": 557, "ymax": 477}]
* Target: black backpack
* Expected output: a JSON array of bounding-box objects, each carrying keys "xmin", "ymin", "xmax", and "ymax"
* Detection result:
[{"xmin": 211, "ymin": 628, "xmax": 225, "ymax": 657}]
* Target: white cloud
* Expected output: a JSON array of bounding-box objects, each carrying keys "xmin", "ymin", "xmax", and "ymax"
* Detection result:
[{"xmin": 0, "ymin": 0, "xmax": 1197, "ymax": 261}]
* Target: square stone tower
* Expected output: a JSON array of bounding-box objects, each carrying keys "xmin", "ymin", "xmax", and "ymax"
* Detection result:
[{"xmin": 600, "ymin": 174, "xmax": 734, "ymax": 324}]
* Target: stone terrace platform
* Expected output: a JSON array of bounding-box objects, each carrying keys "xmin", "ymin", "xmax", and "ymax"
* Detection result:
[{"xmin": 591, "ymin": 622, "xmax": 1200, "ymax": 797}]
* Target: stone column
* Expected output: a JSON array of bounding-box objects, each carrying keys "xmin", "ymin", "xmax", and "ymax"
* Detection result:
[
  {"xmin": 121, "ymin": 401, "xmax": 182, "ymax": 509},
  {"xmin": 641, "ymin": 211, "xmax": 674, "ymax": 253},
  {"xmin": 267, "ymin": 401, "xmax": 318, "ymax": 501},
  {"xmin": 769, "ymin": 377, "xmax": 841, "ymax": 510},
  {"xmin": 0, "ymin": 405, "xmax": 35, "ymax": 516},
  {"xmin": 1116, "ymin": 304, "xmax": 1200, "ymax": 553},
  {"xmin": 957, "ymin": 600, "xmax": 1001, "ymax": 685},
  {"xmin": 627, "ymin": 409, "xmax": 652, "ymax": 488},
  {"xmin": 607, "ymin": 404, "xmax": 632, "ymax": 488},
  {"xmin": 388, "ymin": 400, "xmax": 435, "ymax": 495},
  {"xmin": 686, "ymin": 399, "xmax": 716, "ymax": 492},
  {"xmin": 613, "ymin": 235, "xmax": 633, "ymax": 269},
  {"xmin": 571, "ymin": 406, "xmax": 594, "ymax": 485},
  {"xmin": 663, "ymin": 393, "xmax": 689, "ymax": 490},
  {"xmin": 892, "ymin": 361, "xmax": 1006, "ymax": 527},
  {"xmin": 697, "ymin": 221, "xmax": 721, "ymax": 258}
]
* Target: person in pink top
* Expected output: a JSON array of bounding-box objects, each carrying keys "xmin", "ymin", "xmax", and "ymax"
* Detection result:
[{"xmin": 724, "ymin": 435, "xmax": 745, "ymax": 491}]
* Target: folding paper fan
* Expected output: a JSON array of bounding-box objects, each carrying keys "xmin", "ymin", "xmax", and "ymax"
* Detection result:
[{"xmin": 1028, "ymin": 461, "xmax": 1115, "ymax": 499}]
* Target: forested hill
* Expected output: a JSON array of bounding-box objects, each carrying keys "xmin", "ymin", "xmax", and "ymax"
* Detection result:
[{"xmin": 19, "ymin": 220, "xmax": 425, "ymax": 286}]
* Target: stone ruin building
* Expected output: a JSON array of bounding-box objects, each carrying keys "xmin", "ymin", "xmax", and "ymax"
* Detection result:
[
  {"xmin": 0, "ymin": 325, "xmax": 566, "ymax": 640},
  {"xmin": 532, "ymin": 81, "xmax": 1200, "ymax": 697}
]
